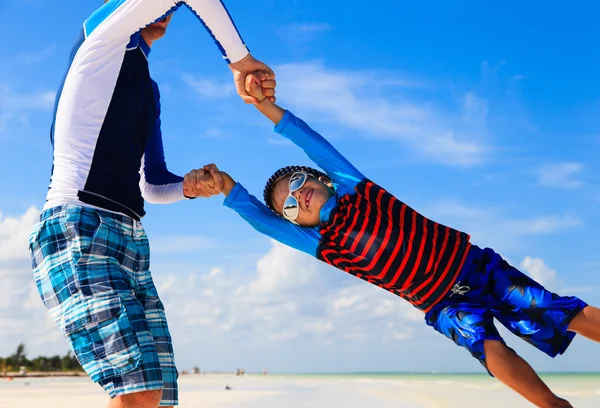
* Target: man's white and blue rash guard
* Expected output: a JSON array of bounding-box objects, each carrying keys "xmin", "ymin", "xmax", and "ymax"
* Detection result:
[{"xmin": 47, "ymin": 0, "xmax": 249, "ymax": 220}]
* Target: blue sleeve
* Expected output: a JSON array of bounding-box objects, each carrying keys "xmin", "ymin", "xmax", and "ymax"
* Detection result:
[
  {"xmin": 274, "ymin": 111, "xmax": 365, "ymax": 194},
  {"xmin": 140, "ymin": 81, "xmax": 185, "ymax": 204},
  {"xmin": 144, "ymin": 81, "xmax": 183, "ymax": 185},
  {"xmin": 224, "ymin": 183, "xmax": 321, "ymax": 257}
]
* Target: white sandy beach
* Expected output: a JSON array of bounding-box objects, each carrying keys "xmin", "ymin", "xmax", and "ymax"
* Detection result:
[{"xmin": 1, "ymin": 374, "xmax": 599, "ymax": 408}]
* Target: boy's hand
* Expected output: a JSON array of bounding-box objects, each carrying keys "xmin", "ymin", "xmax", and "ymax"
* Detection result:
[
  {"xmin": 245, "ymin": 71, "xmax": 276, "ymax": 103},
  {"xmin": 229, "ymin": 54, "xmax": 276, "ymax": 105},
  {"xmin": 183, "ymin": 164, "xmax": 224, "ymax": 198}
]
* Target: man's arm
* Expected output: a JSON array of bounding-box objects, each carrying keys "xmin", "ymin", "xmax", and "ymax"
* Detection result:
[
  {"xmin": 140, "ymin": 81, "xmax": 186, "ymax": 203},
  {"xmin": 89, "ymin": 0, "xmax": 247, "ymax": 62},
  {"xmin": 89, "ymin": 1, "xmax": 274, "ymax": 103},
  {"xmin": 142, "ymin": 83, "xmax": 225, "ymax": 202}
]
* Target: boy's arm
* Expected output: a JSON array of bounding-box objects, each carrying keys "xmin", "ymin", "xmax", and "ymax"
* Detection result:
[
  {"xmin": 246, "ymin": 74, "xmax": 365, "ymax": 190},
  {"xmin": 220, "ymin": 172, "xmax": 237, "ymax": 197},
  {"xmin": 219, "ymin": 172, "xmax": 321, "ymax": 257}
]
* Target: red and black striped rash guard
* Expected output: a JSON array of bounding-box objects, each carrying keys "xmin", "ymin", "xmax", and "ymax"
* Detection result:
[{"xmin": 317, "ymin": 180, "xmax": 471, "ymax": 312}]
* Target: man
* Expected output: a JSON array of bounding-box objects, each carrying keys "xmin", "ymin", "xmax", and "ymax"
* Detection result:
[{"xmin": 29, "ymin": 1, "xmax": 274, "ymax": 407}]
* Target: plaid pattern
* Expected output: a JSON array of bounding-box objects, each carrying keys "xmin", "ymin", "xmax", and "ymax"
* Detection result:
[{"xmin": 29, "ymin": 205, "xmax": 178, "ymax": 405}]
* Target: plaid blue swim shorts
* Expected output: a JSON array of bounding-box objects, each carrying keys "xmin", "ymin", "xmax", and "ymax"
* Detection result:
[
  {"xmin": 425, "ymin": 244, "xmax": 587, "ymax": 374},
  {"xmin": 29, "ymin": 205, "xmax": 178, "ymax": 405}
]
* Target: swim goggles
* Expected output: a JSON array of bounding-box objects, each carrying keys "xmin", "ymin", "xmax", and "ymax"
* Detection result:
[{"xmin": 282, "ymin": 171, "xmax": 315, "ymax": 223}]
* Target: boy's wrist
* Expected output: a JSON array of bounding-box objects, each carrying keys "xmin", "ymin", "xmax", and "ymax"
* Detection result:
[
  {"xmin": 254, "ymin": 98, "xmax": 285, "ymax": 125},
  {"xmin": 221, "ymin": 172, "xmax": 236, "ymax": 196},
  {"xmin": 256, "ymin": 96, "xmax": 270, "ymax": 106}
]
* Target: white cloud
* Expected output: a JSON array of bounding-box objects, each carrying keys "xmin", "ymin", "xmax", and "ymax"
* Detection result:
[
  {"xmin": 202, "ymin": 127, "xmax": 229, "ymax": 139},
  {"xmin": 277, "ymin": 23, "xmax": 333, "ymax": 43},
  {"xmin": 0, "ymin": 112, "xmax": 13, "ymax": 133},
  {"xmin": 285, "ymin": 23, "xmax": 332, "ymax": 35},
  {"xmin": 0, "ymin": 206, "xmax": 69, "ymax": 359},
  {"xmin": 0, "ymin": 206, "xmax": 39, "ymax": 261},
  {"xmin": 249, "ymin": 241, "xmax": 321, "ymax": 294},
  {"xmin": 181, "ymin": 73, "xmax": 234, "ymax": 98},
  {"xmin": 150, "ymin": 240, "xmax": 427, "ymax": 369},
  {"xmin": 520, "ymin": 256, "xmax": 560, "ymax": 291},
  {"xmin": 536, "ymin": 162, "xmax": 584, "ymax": 189},
  {"xmin": 508, "ymin": 214, "xmax": 581, "ymax": 235},
  {"xmin": 0, "ymin": 84, "xmax": 55, "ymax": 112},
  {"xmin": 0, "ymin": 84, "xmax": 55, "ymax": 134},
  {"xmin": 14, "ymin": 45, "xmax": 57, "ymax": 66},
  {"xmin": 151, "ymin": 234, "xmax": 215, "ymax": 254},
  {"xmin": 267, "ymin": 137, "xmax": 293, "ymax": 146},
  {"xmin": 274, "ymin": 62, "xmax": 490, "ymax": 167},
  {"xmin": 423, "ymin": 199, "xmax": 581, "ymax": 251}
]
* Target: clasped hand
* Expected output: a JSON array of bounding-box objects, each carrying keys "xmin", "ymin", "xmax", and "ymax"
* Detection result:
[
  {"xmin": 229, "ymin": 54, "xmax": 276, "ymax": 104},
  {"xmin": 183, "ymin": 164, "xmax": 223, "ymax": 198}
]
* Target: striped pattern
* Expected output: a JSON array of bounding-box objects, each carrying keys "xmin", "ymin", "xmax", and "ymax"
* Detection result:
[
  {"xmin": 29, "ymin": 205, "xmax": 178, "ymax": 405},
  {"xmin": 317, "ymin": 180, "xmax": 471, "ymax": 312}
]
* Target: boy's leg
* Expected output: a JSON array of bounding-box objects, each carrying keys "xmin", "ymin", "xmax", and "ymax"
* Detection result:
[
  {"xmin": 568, "ymin": 306, "xmax": 600, "ymax": 341},
  {"xmin": 425, "ymin": 245, "xmax": 576, "ymax": 407},
  {"xmin": 484, "ymin": 340, "xmax": 572, "ymax": 408}
]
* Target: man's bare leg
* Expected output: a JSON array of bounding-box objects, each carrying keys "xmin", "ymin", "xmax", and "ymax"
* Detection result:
[
  {"xmin": 484, "ymin": 340, "xmax": 572, "ymax": 408},
  {"xmin": 107, "ymin": 390, "xmax": 164, "ymax": 408},
  {"xmin": 568, "ymin": 306, "xmax": 600, "ymax": 342}
]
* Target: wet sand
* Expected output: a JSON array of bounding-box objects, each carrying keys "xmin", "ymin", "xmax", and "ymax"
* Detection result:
[{"xmin": 0, "ymin": 373, "xmax": 598, "ymax": 407}]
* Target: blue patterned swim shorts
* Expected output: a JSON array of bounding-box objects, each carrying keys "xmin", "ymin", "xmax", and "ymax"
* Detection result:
[
  {"xmin": 29, "ymin": 205, "xmax": 178, "ymax": 405},
  {"xmin": 425, "ymin": 244, "xmax": 587, "ymax": 374}
]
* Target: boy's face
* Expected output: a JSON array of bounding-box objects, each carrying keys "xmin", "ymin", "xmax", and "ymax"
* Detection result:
[{"xmin": 270, "ymin": 174, "xmax": 334, "ymax": 227}]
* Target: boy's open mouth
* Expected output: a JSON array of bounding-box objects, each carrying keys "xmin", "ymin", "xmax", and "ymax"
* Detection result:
[{"xmin": 305, "ymin": 189, "xmax": 314, "ymax": 209}]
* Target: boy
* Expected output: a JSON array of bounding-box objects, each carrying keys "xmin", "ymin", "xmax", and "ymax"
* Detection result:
[{"xmin": 192, "ymin": 74, "xmax": 600, "ymax": 408}]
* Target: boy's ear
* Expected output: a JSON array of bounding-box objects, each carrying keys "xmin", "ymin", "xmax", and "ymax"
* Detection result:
[{"xmin": 318, "ymin": 175, "xmax": 334, "ymax": 189}]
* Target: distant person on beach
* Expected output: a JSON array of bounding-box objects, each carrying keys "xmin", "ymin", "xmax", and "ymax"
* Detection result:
[
  {"xmin": 189, "ymin": 73, "xmax": 600, "ymax": 408},
  {"xmin": 28, "ymin": 1, "xmax": 275, "ymax": 407}
]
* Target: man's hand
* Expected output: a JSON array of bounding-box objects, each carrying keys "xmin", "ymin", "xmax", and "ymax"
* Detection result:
[
  {"xmin": 183, "ymin": 165, "xmax": 224, "ymax": 198},
  {"xmin": 229, "ymin": 54, "xmax": 276, "ymax": 104}
]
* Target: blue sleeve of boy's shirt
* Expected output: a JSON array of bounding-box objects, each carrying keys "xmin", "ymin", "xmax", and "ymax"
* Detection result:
[
  {"xmin": 223, "ymin": 183, "xmax": 321, "ymax": 257},
  {"xmin": 274, "ymin": 111, "xmax": 365, "ymax": 193}
]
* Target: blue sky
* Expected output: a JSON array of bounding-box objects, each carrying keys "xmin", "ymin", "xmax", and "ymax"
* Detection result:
[{"xmin": 0, "ymin": 0, "xmax": 599, "ymax": 374}]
